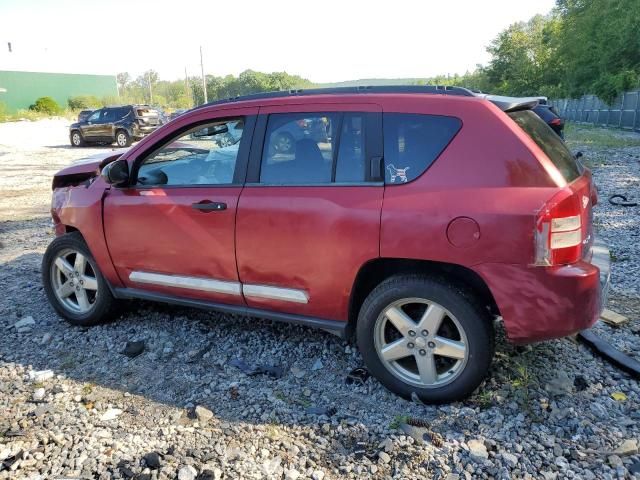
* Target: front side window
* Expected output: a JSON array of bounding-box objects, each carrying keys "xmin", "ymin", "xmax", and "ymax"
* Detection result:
[
  {"xmin": 136, "ymin": 118, "xmax": 244, "ymax": 186},
  {"xmin": 260, "ymin": 112, "xmax": 368, "ymax": 184},
  {"xmin": 383, "ymin": 113, "xmax": 462, "ymax": 184},
  {"xmin": 87, "ymin": 110, "xmax": 102, "ymax": 123}
]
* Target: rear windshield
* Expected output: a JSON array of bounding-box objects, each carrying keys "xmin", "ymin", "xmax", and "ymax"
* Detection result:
[
  {"xmin": 136, "ymin": 108, "xmax": 159, "ymax": 117},
  {"xmin": 508, "ymin": 110, "xmax": 581, "ymax": 182},
  {"xmin": 533, "ymin": 106, "xmax": 557, "ymax": 122}
]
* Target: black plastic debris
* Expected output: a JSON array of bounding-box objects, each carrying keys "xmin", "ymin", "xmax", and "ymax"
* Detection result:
[
  {"xmin": 196, "ymin": 471, "xmax": 218, "ymax": 480},
  {"xmin": 142, "ymin": 452, "xmax": 162, "ymax": 469},
  {"xmin": 229, "ymin": 358, "xmax": 284, "ymax": 378},
  {"xmin": 578, "ymin": 330, "xmax": 640, "ymax": 379},
  {"xmin": 1, "ymin": 450, "xmax": 24, "ymax": 472},
  {"xmin": 117, "ymin": 460, "xmax": 136, "ymax": 478},
  {"xmin": 352, "ymin": 441, "xmax": 368, "ymax": 459},
  {"xmin": 574, "ymin": 375, "xmax": 589, "ymax": 391},
  {"xmin": 122, "ymin": 341, "xmax": 145, "ymax": 358},
  {"xmin": 305, "ymin": 406, "xmax": 337, "ymax": 416},
  {"xmin": 346, "ymin": 367, "xmax": 370, "ymax": 385},
  {"xmin": 608, "ymin": 194, "xmax": 638, "ymax": 207}
]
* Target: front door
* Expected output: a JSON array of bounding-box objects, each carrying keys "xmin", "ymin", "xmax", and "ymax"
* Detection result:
[
  {"xmin": 81, "ymin": 109, "xmax": 107, "ymax": 140},
  {"xmin": 103, "ymin": 111, "xmax": 256, "ymax": 305},
  {"xmin": 236, "ymin": 104, "xmax": 384, "ymax": 321}
]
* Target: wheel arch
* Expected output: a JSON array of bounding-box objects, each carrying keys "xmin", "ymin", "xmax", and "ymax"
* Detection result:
[{"xmin": 348, "ymin": 258, "xmax": 500, "ymax": 333}]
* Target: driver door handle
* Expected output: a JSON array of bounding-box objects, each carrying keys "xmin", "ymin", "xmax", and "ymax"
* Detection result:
[{"xmin": 191, "ymin": 200, "xmax": 227, "ymax": 212}]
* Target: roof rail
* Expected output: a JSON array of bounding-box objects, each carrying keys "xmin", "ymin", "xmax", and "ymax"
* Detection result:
[{"xmin": 192, "ymin": 85, "xmax": 475, "ymax": 111}]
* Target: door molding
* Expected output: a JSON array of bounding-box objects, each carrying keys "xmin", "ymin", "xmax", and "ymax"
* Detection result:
[
  {"xmin": 129, "ymin": 271, "xmax": 241, "ymax": 296},
  {"xmin": 242, "ymin": 284, "xmax": 309, "ymax": 304},
  {"xmin": 128, "ymin": 271, "xmax": 308, "ymax": 303}
]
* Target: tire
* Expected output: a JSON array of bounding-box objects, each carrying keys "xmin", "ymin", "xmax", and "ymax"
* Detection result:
[
  {"xmin": 42, "ymin": 232, "xmax": 120, "ymax": 326},
  {"xmin": 70, "ymin": 130, "xmax": 85, "ymax": 147},
  {"xmin": 356, "ymin": 275, "xmax": 494, "ymax": 403},
  {"xmin": 274, "ymin": 132, "xmax": 295, "ymax": 154},
  {"xmin": 115, "ymin": 129, "xmax": 132, "ymax": 148}
]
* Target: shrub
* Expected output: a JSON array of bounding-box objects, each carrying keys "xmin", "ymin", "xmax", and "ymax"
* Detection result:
[
  {"xmin": 29, "ymin": 96, "xmax": 61, "ymax": 114},
  {"xmin": 67, "ymin": 95, "xmax": 101, "ymax": 109}
]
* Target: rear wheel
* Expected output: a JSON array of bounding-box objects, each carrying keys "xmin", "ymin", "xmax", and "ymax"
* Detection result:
[
  {"xmin": 70, "ymin": 130, "xmax": 85, "ymax": 147},
  {"xmin": 42, "ymin": 232, "xmax": 119, "ymax": 326},
  {"xmin": 357, "ymin": 275, "xmax": 494, "ymax": 403},
  {"xmin": 115, "ymin": 129, "xmax": 131, "ymax": 148}
]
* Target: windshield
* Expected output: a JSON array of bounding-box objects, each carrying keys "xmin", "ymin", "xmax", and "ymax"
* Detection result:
[{"xmin": 508, "ymin": 110, "xmax": 581, "ymax": 182}]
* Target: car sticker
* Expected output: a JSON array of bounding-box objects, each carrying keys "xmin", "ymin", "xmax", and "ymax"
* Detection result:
[{"xmin": 386, "ymin": 164, "xmax": 410, "ymax": 183}]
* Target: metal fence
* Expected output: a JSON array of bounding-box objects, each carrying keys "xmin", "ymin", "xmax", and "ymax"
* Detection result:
[{"xmin": 550, "ymin": 90, "xmax": 640, "ymax": 131}]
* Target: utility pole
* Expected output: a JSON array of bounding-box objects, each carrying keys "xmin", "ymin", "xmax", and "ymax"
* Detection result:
[
  {"xmin": 147, "ymin": 70, "xmax": 153, "ymax": 104},
  {"xmin": 200, "ymin": 45, "xmax": 208, "ymax": 104},
  {"xmin": 185, "ymin": 66, "xmax": 192, "ymax": 107}
]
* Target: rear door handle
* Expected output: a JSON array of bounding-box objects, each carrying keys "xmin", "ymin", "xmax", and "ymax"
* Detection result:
[{"xmin": 191, "ymin": 200, "xmax": 227, "ymax": 212}]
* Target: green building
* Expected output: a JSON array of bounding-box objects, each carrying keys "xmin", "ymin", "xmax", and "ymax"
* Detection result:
[{"xmin": 0, "ymin": 70, "xmax": 118, "ymax": 112}]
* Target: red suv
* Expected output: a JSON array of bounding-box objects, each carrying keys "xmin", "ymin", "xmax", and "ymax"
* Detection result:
[{"xmin": 42, "ymin": 86, "xmax": 610, "ymax": 403}]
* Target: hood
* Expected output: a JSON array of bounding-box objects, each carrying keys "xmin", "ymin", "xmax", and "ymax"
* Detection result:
[{"xmin": 54, "ymin": 151, "xmax": 124, "ymax": 178}]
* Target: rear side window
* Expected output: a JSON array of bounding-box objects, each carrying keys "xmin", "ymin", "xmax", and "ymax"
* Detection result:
[
  {"xmin": 383, "ymin": 113, "xmax": 462, "ymax": 184},
  {"xmin": 260, "ymin": 112, "xmax": 369, "ymax": 184},
  {"xmin": 508, "ymin": 110, "xmax": 581, "ymax": 182}
]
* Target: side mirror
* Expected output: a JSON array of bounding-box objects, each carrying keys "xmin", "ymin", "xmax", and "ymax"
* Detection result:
[{"xmin": 101, "ymin": 159, "xmax": 129, "ymax": 186}]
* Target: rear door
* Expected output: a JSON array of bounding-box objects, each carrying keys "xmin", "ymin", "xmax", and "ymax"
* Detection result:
[{"xmin": 235, "ymin": 103, "xmax": 383, "ymax": 321}]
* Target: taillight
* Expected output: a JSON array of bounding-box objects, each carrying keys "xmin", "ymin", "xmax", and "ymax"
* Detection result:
[
  {"xmin": 550, "ymin": 118, "xmax": 562, "ymax": 126},
  {"xmin": 535, "ymin": 190, "xmax": 583, "ymax": 265}
]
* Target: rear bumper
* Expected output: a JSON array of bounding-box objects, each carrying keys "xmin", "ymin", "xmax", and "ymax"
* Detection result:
[
  {"xmin": 474, "ymin": 237, "xmax": 610, "ymax": 344},
  {"xmin": 132, "ymin": 125, "xmax": 158, "ymax": 138}
]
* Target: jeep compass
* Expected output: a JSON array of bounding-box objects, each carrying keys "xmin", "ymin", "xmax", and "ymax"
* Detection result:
[{"xmin": 44, "ymin": 86, "xmax": 610, "ymax": 403}]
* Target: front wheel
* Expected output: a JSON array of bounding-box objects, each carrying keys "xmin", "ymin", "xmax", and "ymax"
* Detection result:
[
  {"xmin": 115, "ymin": 129, "xmax": 131, "ymax": 148},
  {"xmin": 42, "ymin": 232, "xmax": 119, "ymax": 326},
  {"xmin": 356, "ymin": 275, "xmax": 494, "ymax": 403},
  {"xmin": 70, "ymin": 130, "xmax": 85, "ymax": 147}
]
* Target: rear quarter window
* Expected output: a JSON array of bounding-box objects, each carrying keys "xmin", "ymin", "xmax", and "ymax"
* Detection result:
[
  {"xmin": 508, "ymin": 110, "xmax": 581, "ymax": 182},
  {"xmin": 383, "ymin": 113, "xmax": 462, "ymax": 184}
]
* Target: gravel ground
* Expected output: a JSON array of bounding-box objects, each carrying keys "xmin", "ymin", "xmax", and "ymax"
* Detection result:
[{"xmin": 0, "ymin": 119, "xmax": 639, "ymax": 480}]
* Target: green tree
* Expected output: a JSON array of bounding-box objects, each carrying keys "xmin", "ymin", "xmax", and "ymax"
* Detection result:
[
  {"xmin": 29, "ymin": 96, "xmax": 61, "ymax": 114},
  {"xmin": 555, "ymin": 0, "xmax": 640, "ymax": 102}
]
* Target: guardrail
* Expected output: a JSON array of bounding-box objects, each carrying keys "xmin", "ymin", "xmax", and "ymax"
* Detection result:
[{"xmin": 550, "ymin": 91, "xmax": 640, "ymax": 132}]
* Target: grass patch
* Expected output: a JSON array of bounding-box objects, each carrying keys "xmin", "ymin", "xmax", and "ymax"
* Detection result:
[
  {"xmin": 389, "ymin": 414, "xmax": 410, "ymax": 430},
  {"xmin": 564, "ymin": 123, "xmax": 640, "ymax": 148},
  {"xmin": 0, "ymin": 108, "xmax": 78, "ymax": 123}
]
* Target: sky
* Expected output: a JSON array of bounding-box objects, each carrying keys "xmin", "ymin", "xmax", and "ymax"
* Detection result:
[{"xmin": 0, "ymin": 0, "xmax": 556, "ymax": 83}]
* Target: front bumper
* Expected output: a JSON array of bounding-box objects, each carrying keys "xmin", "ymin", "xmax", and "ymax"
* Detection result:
[{"xmin": 474, "ymin": 236, "xmax": 611, "ymax": 344}]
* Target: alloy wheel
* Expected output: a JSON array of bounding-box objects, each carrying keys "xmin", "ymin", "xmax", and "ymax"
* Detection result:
[
  {"xmin": 117, "ymin": 133, "xmax": 127, "ymax": 147},
  {"xmin": 373, "ymin": 298, "xmax": 469, "ymax": 388},
  {"xmin": 49, "ymin": 248, "xmax": 98, "ymax": 313}
]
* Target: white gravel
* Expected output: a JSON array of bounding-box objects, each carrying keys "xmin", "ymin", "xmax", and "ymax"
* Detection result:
[{"xmin": 0, "ymin": 120, "xmax": 639, "ymax": 479}]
